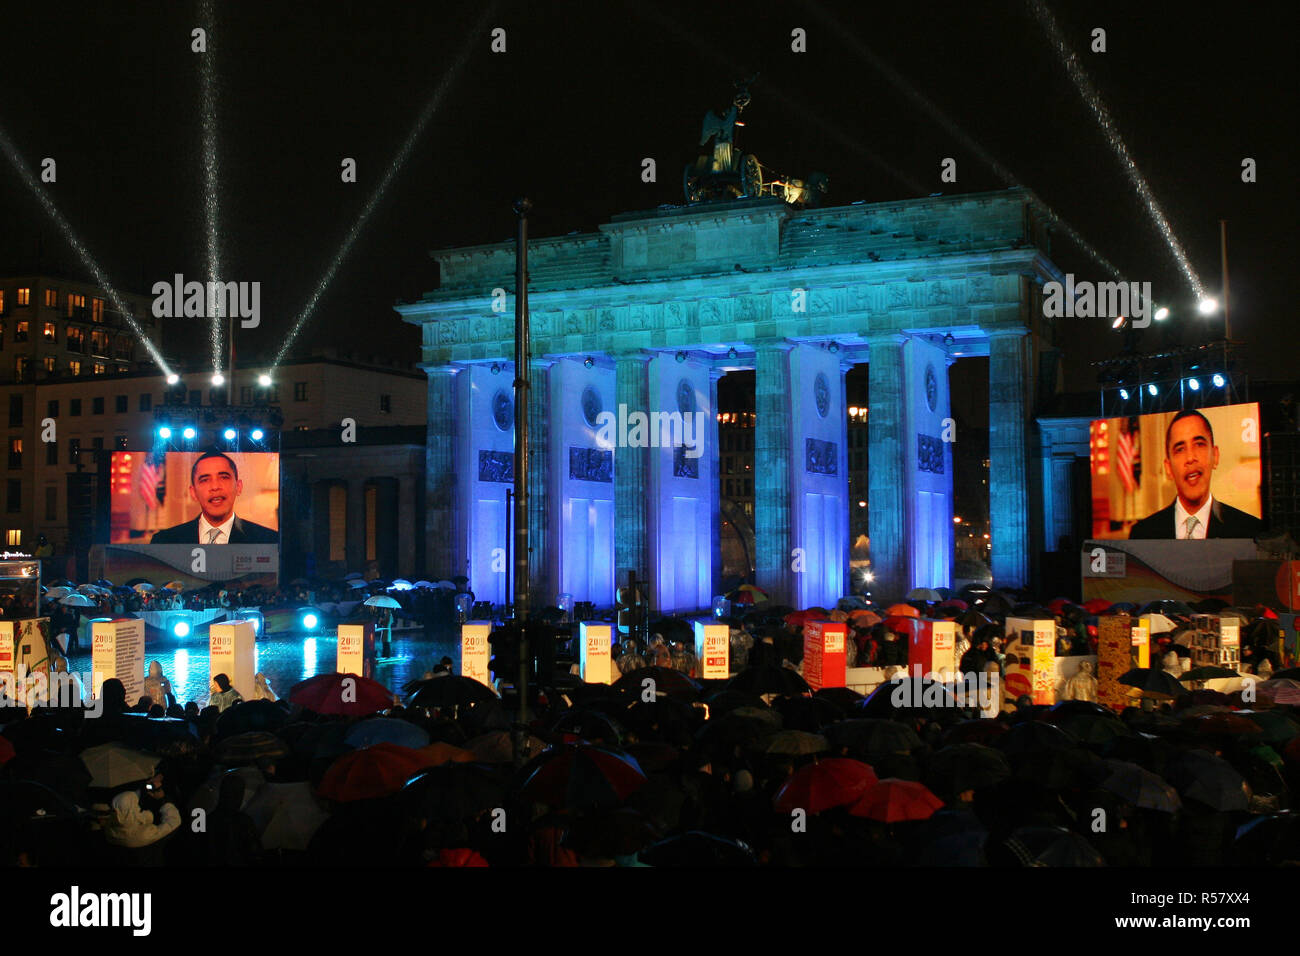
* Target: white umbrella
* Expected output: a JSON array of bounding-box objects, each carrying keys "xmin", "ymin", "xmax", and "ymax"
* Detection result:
[
  {"xmin": 344, "ymin": 572, "xmax": 364, "ymax": 581},
  {"xmin": 1146, "ymin": 613, "xmax": 1177, "ymax": 635},
  {"xmin": 433, "ymin": 580, "xmax": 456, "ymax": 590},
  {"xmin": 80, "ymin": 743, "xmax": 158, "ymax": 789},
  {"xmin": 45, "ymin": 586, "xmax": 73, "ymax": 599},
  {"xmin": 364, "ymin": 595, "xmax": 402, "ymax": 610},
  {"xmin": 413, "ymin": 580, "xmax": 434, "ymax": 589},
  {"xmin": 348, "ymin": 579, "xmax": 369, "ymax": 590},
  {"xmin": 906, "ymin": 587, "xmax": 942, "ymax": 602},
  {"xmin": 243, "ymin": 781, "xmax": 329, "ymax": 852},
  {"xmin": 133, "ymin": 582, "xmax": 155, "ymax": 593},
  {"xmin": 388, "ymin": 579, "xmax": 413, "ymax": 591},
  {"xmin": 59, "ymin": 594, "xmax": 97, "ymax": 607}
]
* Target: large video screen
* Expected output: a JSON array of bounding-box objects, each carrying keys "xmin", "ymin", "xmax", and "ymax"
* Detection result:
[
  {"xmin": 1089, "ymin": 402, "xmax": 1262, "ymax": 540},
  {"xmin": 110, "ymin": 451, "xmax": 280, "ymax": 545}
]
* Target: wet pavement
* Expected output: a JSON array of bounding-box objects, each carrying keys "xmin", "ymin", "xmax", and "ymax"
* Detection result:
[{"xmin": 66, "ymin": 629, "xmax": 461, "ymax": 706}]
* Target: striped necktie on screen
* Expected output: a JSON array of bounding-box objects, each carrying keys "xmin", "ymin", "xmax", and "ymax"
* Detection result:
[
  {"xmin": 207, "ymin": 528, "xmax": 221, "ymax": 544},
  {"xmin": 1184, "ymin": 515, "xmax": 1200, "ymax": 539}
]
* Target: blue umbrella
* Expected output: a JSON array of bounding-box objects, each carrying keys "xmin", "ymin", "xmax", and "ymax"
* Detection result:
[{"xmin": 343, "ymin": 717, "xmax": 430, "ymax": 751}]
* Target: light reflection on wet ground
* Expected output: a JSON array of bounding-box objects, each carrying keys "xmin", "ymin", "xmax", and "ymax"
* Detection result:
[{"xmin": 66, "ymin": 630, "xmax": 461, "ymax": 706}]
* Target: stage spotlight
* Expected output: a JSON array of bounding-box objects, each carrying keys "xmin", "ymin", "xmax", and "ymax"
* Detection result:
[
  {"xmin": 1112, "ymin": 315, "xmax": 1126, "ymax": 330},
  {"xmin": 1147, "ymin": 384, "xmax": 1158, "ymax": 397},
  {"xmin": 158, "ymin": 426, "xmax": 172, "ymax": 440},
  {"xmin": 250, "ymin": 429, "xmax": 264, "ymax": 441},
  {"xmin": 1187, "ymin": 378, "xmax": 1200, "ymax": 391},
  {"xmin": 258, "ymin": 374, "xmax": 272, "ymax": 388},
  {"xmin": 223, "ymin": 428, "xmax": 237, "ymax": 440},
  {"xmin": 166, "ymin": 374, "xmax": 180, "ymax": 385},
  {"xmin": 212, "ymin": 373, "xmax": 225, "ymax": 386},
  {"xmin": 182, "ymin": 427, "xmax": 197, "ymax": 440},
  {"xmin": 172, "ymin": 621, "xmax": 191, "ymax": 638},
  {"xmin": 1119, "ymin": 389, "xmax": 1129, "ymax": 401},
  {"xmin": 301, "ymin": 611, "xmax": 320, "ymax": 630},
  {"xmin": 583, "ymin": 356, "xmax": 594, "ymax": 369},
  {"xmin": 1198, "ymin": 298, "xmax": 1219, "ymax": 315},
  {"xmin": 1154, "ymin": 307, "xmax": 1170, "ymax": 321},
  {"xmin": 1212, "ymin": 373, "xmax": 1226, "ymax": 388}
]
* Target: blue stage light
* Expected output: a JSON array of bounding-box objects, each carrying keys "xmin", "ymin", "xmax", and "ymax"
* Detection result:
[
  {"xmin": 1119, "ymin": 388, "xmax": 1129, "ymax": 401},
  {"xmin": 1147, "ymin": 384, "xmax": 1158, "ymax": 397},
  {"xmin": 158, "ymin": 426, "xmax": 172, "ymax": 440},
  {"xmin": 173, "ymin": 620, "xmax": 191, "ymax": 638},
  {"xmin": 223, "ymin": 428, "xmax": 237, "ymax": 440},
  {"xmin": 301, "ymin": 612, "xmax": 319, "ymax": 630},
  {"xmin": 182, "ymin": 427, "xmax": 197, "ymax": 440},
  {"xmin": 1187, "ymin": 378, "xmax": 1200, "ymax": 391},
  {"xmin": 1212, "ymin": 373, "xmax": 1226, "ymax": 388},
  {"xmin": 250, "ymin": 429, "xmax": 264, "ymax": 441}
]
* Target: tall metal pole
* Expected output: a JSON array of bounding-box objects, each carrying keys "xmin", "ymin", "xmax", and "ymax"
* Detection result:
[
  {"xmin": 512, "ymin": 198, "xmax": 532, "ymax": 728},
  {"xmin": 1219, "ymin": 219, "xmax": 1231, "ymax": 340}
]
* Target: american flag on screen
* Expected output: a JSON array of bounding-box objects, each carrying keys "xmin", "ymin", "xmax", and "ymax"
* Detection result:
[
  {"xmin": 138, "ymin": 453, "xmax": 164, "ymax": 509},
  {"xmin": 1116, "ymin": 422, "xmax": 1138, "ymax": 493}
]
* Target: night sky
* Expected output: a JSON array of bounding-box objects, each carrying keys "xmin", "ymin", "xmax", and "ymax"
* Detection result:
[{"xmin": 1, "ymin": 0, "xmax": 1294, "ymax": 391}]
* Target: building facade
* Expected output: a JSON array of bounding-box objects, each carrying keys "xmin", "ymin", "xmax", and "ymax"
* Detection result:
[{"xmin": 399, "ymin": 190, "xmax": 1065, "ymax": 610}]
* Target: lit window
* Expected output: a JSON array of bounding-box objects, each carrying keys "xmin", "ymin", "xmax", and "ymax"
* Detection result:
[
  {"xmin": 14, "ymin": 321, "xmax": 28, "ymax": 342},
  {"xmin": 16, "ymin": 288, "xmax": 30, "ymax": 306},
  {"xmin": 5, "ymin": 529, "xmax": 19, "ymax": 546},
  {"xmin": 92, "ymin": 298, "xmax": 104, "ymax": 322},
  {"xmin": 43, "ymin": 321, "xmax": 56, "ymax": 341},
  {"xmin": 14, "ymin": 357, "xmax": 29, "ymax": 382},
  {"xmin": 67, "ymin": 293, "xmax": 85, "ymax": 317},
  {"xmin": 69, "ymin": 361, "xmax": 81, "ymax": 377},
  {"xmin": 42, "ymin": 356, "xmax": 54, "ymax": 373},
  {"xmin": 93, "ymin": 363, "xmax": 106, "ymax": 376},
  {"xmin": 45, "ymin": 288, "xmax": 58, "ymax": 307},
  {"xmin": 8, "ymin": 438, "xmax": 21, "ymax": 468},
  {"xmin": 0, "ymin": 291, "xmax": 4, "ymax": 312}
]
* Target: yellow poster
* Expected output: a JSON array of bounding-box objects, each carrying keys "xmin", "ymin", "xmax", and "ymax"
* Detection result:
[
  {"xmin": 460, "ymin": 623, "xmax": 492, "ymax": 686},
  {"xmin": 579, "ymin": 622, "xmax": 614, "ymax": 684},
  {"xmin": 210, "ymin": 620, "xmax": 256, "ymax": 699},
  {"xmin": 694, "ymin": 622, "xmax": 730, "ymax": 680},
  {"xmin": 1031, "ymin": 620, "xmax": 1056, "ymax": 706}
]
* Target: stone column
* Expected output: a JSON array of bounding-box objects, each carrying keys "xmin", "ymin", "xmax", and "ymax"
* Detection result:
[
  {"xmin": 423, "ymin": 364, "xmax": 460, "ymax": 578},
  {"xmin": 614, "ymin": 352, "xmax": 652, "ymax": 589},
  {"xmin": 345, "ymin": 479, "xmax": 366, "ymax": 571},
  {"xmin": 867, "ymin": 333, "xmax": 908, "ymax": 601},
  {"xmin": 397, "ymin": 473, "xmax": 416, "ymax": 578},
  {"xmin": 754, "ymin": 341, "xmax": 793, "ymax": 604},
  {"xmin": 709, "ymin": 367, "xmax": 723, "ymax": 600},
  {"xmin": 527, "ymin": 358, "xmax": 554, "ymax": 603},
  {"xmin": 989, "ymin": 328, "xmax": 1030, "ymax": 587}
]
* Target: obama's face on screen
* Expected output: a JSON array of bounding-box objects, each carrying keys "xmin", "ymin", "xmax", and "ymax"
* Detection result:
[
  {"xmin": 1163, "ymin": 413, "xmax": 1219, "ymax": 513},
  {"xmin": 189, "ymin": 454, "xmax": 242, "ymax": 525}
]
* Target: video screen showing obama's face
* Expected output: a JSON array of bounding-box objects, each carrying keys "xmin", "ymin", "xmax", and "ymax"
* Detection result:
[
  {"xmin": 189, "ymin": 453, "xmax": 243, "ymax": 525},
  {"xmin": 1162, "ymin": 412, "xmax": 1219, "ymax": 513}
]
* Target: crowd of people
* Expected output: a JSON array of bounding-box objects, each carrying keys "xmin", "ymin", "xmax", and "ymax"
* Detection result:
[{"xmin": 2, "ymin": 584, "xmax": 1298, "ymax": 867}]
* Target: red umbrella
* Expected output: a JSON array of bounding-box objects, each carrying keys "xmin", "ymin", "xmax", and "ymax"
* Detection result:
[
  {"xmin": 883, "ymin": 616, "xmax": 919, "ymax": 634},
  {"xmin": 849, "ymin": 778, "xmax": 944, "ymax": 822},
  {"xmin": 317, "ymin": 743, "xmax": 432, "ymax": 802},
  {"xmin": 289, "ymin": 672, "xmax": 394, "ymax": 716},
  {"xmin": 522, "ymin": 744, "xmax": 647, "ymax": 811},
  {"xmin": 1046, "ymin": 598, "xmax": 1072, "ymax": 615},
  {"xmin": 772, "ymin": 758, "xmax": 878, "ymax": 815},
  {"xmin": 937, "ymin": 599, "xmax": 968, "ymax": 612},
  {"xmin": 0, "ymin": 734, "xmax": 13, "ymax": 766},
  {"xmin": 1083, "ymin": 598, "xmax": 1112, "ymax": 614},
  {"xmin": 784, "ymin": 611, "xmax": 809, "ymax": 627},
  {"xmin": 427, "ymin": 848, "xmax": 489, "ymax": 867},
  {"xmin": 885, "ymin": 604, "xmax": 920, "ymax": 618}
]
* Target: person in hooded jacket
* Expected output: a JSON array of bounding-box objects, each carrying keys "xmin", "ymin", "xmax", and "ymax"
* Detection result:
[
  {"xmin": 103, "ymin": 789, "xmax": 181, "ymax": 864},
  {"xmin": 960, "ymin": 636, "xmax": 996, "ymax": 677},
  {"xmin": 143, "ymin": 661, "xmax": 174, "ymax": 710}
]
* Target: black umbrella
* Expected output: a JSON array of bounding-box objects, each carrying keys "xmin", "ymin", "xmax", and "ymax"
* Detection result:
[
  {"xmin": 612, "ymin": 666, "xmax": 702, "ymax": 702},
  {"xmin": 859, "ymin": 677, "xmax": 958, "ymax": 717},
  {"xmin": 403, "ymin": 763, "xmax": 509, "ymax": 823},
  {"xmin": 214, "ymin": 699, "xmax": 289, "ymax": 738},
  {"xmin": 550, "ymin": 708, "xmax": 625, "ymax": 746},
  {"xmin": 924, "ymin": 743, "xmax": 1011, "ymax": 794},
  {"xmin": 638, "ymin": 831, "xmax": 757, "ymax": 867},
  {"xmin": 1117, "ymin": 667, "xmax": 1189, "ymax": 699},
  {"xmin": 1166, "ymin": 750, "xmax": 1248, "ymax": 811},
  {"xmin": 996, "ymin": 826, "xmax": 1105, "ymax": 867},
  {"xmin": 1049, "ymin": 712, "xmax": 1130, "ymax": 748},
  {"xmin": 812, "ymin": 686, "xmax": 864, "ymax": 712},
  {"xmin": 994, "ymin": 720, "xmax": 1078, "ymax": 755},
  {"xmin": 824, "ymin": 718, "xmax": 923, "ymax": 757},
  {"xmin": 216, "ymin": 731, "xmax": 290, "ymax": 765},
  {"xmin": 727, "ymin": 666, "xmax": 810, "ymax": 697},
  {"xmin": 771, "ymin": 694, "xmax": 843, "ymax": 732},
  {"xmin": 1232, "ymin": 814, "xmax": 1300, "ymax": 866},
  {"xmin": 694, "ymin": 712, "xmax": 773, "ymax": 759},
  {"xmin": 703, "ymin": 690, "xmax": 769, "ymax": 717},
  {"xmin": 1139, "ymin": 599, "xmax": 1193, "ymax": 616},
  {"xmin": 1101, "ymin": 758, "xmax": 1181, "ymax": 812},
  {"xmin": 956, "ymin": 609, "xmax": 993, "ymax": 629},
  {"xmin": 406, "ymin": 675, "xmax": 498, "ymax": 709}
]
